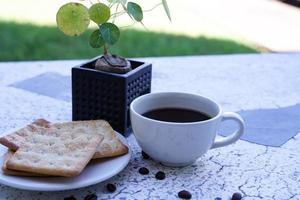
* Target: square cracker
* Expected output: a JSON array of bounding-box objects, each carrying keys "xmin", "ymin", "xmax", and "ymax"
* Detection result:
[
  {"xmin": 0, "ymin": 119, "xmax": 50, "ymax": 151},
  {"xmin": 0, "ymin": 119, "xmax": 128, "ymax": 160},
  {"xmin": 6, "ymin": 120, "xmax": 104, "ymax": 177},
  {"xmin": 2, "ymin": 151, "xmax": 47, "ymax": 176},
  {"xmin": 93, "ymin": 123, "xmax": 128, "ymax": 159}
]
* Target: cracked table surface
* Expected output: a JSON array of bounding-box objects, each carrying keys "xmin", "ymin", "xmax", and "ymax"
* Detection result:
[{"xmin": 0, "ymin": 54, "xmax": 299, "ymax": 200}]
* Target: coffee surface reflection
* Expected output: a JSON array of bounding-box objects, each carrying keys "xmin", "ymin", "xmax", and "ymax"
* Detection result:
[{"xmin": 143, "ymin": 108, "xmax": 211, "ymax": 123}]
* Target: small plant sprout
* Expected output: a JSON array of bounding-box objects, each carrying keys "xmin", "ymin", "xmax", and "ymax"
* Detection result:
[{"xmin": 56, "ymin": 0, "xmax": 171, "ymax": 55}]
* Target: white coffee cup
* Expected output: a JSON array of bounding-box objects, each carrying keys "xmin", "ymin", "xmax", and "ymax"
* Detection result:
[{"xmin": 130, "ymin": 92, "xmax": 245, "ymax": 167}]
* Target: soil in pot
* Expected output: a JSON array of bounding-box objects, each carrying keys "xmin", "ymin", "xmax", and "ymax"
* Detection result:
[{"xmin": 94, "ymin": 54, "xmax": 132, "ymax": 74}]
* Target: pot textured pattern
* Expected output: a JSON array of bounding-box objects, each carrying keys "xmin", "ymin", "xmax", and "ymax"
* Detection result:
[
  {"xmin": 126, "ymin": 71, "xmax": 151, "ymax": 127},
  {"xmin": 72, "ymin": 57, "xmax": 152, "ymax": 134}
]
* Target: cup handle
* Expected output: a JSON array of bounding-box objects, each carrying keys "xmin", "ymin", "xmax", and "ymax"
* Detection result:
[{"xmin": 210, "ymin": 112, "xmax": 245, "ymax": 149}]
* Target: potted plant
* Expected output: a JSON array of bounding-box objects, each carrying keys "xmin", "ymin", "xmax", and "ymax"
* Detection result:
[{"xmin": 56, "ymin": 0, "xmax": 171, "ymax": 134}]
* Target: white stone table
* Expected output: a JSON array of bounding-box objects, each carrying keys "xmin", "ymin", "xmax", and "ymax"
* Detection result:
[{"xmin": 0, "ymin": 54, "xmax": 299, "ymax": 200}]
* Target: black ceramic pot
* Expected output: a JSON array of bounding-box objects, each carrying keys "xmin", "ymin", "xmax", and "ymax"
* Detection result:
[{"xmin": 72, "ymin": 56, "xmax": 152, "ymax": 135}]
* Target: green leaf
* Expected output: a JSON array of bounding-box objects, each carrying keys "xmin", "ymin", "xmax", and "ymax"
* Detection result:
[
  {"xmin": 162, "ymin": 0, "xmax": 171, "ymax": 21},
  {"xmin": 99, "ymin": 23, "xmax": 120, "ymax": 45},
  {"xmin": 56, "ymin": 3, "xmax": 90, "ymax": 36},
  {"xmin": 89, "ymin": 29, "xmax": 105, "ymax": 48},
  {"xmin": 89, "ymin": 3, "xmax": 110, "ymax": 25},
  {"xmin": 127, "ymin": 2, "xmax": 143, "ymax": 22}
]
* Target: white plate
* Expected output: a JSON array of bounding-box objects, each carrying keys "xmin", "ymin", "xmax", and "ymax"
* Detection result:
[{"xmin": 0, "ymin": 129, "xmax": 131, "ymax": 191}]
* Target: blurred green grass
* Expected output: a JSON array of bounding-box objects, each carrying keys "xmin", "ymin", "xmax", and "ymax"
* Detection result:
[{"xmin": 0, "ymin": 20, "xmax": 259, "ymax": 61}]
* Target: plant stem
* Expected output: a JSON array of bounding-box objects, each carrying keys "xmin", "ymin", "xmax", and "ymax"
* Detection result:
[
  {"xmin": 112, "ymin": 3, "xmax": 120, "ymax": 23},
  {"xmin": 103, "ymin": 44, "xmax": 108, "ymax": 55},
  {"xmin": 111, "ymin": 11, "xmax": 126, "ymax": 18},
  {"xmin": 143, "ymin": 3, "xmax": 162, "ymax": 12}
]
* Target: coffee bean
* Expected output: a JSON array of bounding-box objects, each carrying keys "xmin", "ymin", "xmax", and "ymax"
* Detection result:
[
  {"xmin": 142, "ymin": 151, "xmax": 150, "ymax": 159},
  {"xmin": 138, "ymin": 167, "xmax": 149, "ymax": 175},
  {"xmin": 84, "ymin": 193, "xmax": 97, "ymax": 200},
  {"xmin": 178, "ymin": 190, "xmax": 192, "ymax": 199},
  {"xmin": 231, "ymin": 192, "xmax": 242, "ymax": 200},
  {"xmin": 106, "ymin": 183, "xmax": 116, "ymax": 193},
  {"xmin": 155, "ymin": 171, "xmax": 166, "ymax": 180},
  {"xmin": 64, "ymin": 196, "xmax": 76, "ymax": 200}
]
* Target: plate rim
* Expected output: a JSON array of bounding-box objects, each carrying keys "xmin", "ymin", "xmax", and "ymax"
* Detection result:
[{"xmin": 0, "ymin": 130, "xmax": 131, "ymax": 191}]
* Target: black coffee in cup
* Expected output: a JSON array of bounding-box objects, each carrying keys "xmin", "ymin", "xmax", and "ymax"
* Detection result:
[
  {"xmin": 142, "ymin": 108, "xmax": 211, "ymax": 123},
  {"xmin": 131, "ymin": 92, "xmax": 245, "ymax": 166}
]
